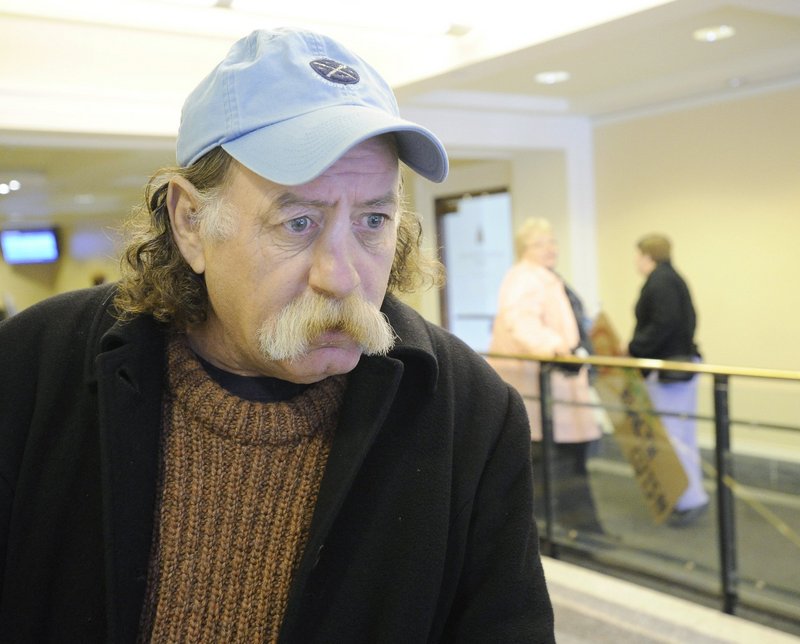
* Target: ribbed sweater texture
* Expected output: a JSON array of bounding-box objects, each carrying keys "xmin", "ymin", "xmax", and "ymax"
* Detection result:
[{"xmin": 138, "ymin": 337, "xmax": 345, "ymax": 643}]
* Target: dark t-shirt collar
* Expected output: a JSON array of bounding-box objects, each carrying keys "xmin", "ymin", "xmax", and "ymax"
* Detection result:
[{"xmin": 196, "ymin": 353, "xmax": 309, "ymax": 403}]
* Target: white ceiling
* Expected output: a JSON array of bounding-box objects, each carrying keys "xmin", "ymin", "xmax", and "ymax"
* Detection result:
[
  {"xmin": 398, "ymin": 0, "xmax": 800, "ymax": 120},
  {"xmin": 1, "ymin": 0, "xmax": 799, "ymax": 228}
]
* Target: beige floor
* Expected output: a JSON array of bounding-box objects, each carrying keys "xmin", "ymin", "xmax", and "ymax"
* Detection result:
[{"xmin": 543, "ymin": 557, "xmax": 800, "ymax": 643}]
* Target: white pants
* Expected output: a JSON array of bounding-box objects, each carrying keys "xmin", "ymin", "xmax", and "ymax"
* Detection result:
[{"xmin": 645, "ymin": 370, "xmax": 709, "ymax": 511}]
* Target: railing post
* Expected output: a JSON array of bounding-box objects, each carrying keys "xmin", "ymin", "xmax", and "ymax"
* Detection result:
[
  {"xmin": 539, "ymin": 362, "xmax": 558, "ymax": 557},
  {"xmin": 713, "ymin": 374, "xmax": 738, "ymax": 614}
]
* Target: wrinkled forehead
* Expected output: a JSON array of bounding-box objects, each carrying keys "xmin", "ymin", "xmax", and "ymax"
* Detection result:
[{"xmin": 217, "ymin": 137, "xmax": 402, "ymax": 213}]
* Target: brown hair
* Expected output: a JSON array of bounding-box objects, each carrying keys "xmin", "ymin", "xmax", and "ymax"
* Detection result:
[
  {"xmin": 637, "ymin": 233, "xmax": 672, "ymax": 263},
  {"xmin": 114, "ymin": 146, "xmax": 442, "ymax": 329}
]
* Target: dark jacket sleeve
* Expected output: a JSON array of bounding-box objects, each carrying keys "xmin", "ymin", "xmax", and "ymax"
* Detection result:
[
  {"xmin": 0, "ymin": 319, "xmax": 13, "ymax": 584},
  {"xmin": 0, "ymin": 286, "xmax": 114, "ymax": 637},
  {"xmin": 442, "ymin": 382, "xmax": 555, "ymax": 643},
  {"xmin": 0, "ymin": 307, "xmax": 48, "ymax": 586},
  {"xmin": 629, "ymin": 267, "xmax": 684, "ymax": 358}
]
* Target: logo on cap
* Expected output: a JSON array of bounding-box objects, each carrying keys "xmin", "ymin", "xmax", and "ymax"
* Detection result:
[{"xmin": 309, "ymin": 58, "xmax": 360, "ymax": 85}]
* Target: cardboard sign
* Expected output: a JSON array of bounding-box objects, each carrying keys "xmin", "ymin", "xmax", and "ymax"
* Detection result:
[{"xmin": 591, "ymin": 312, "xmax": 688, "ymax": 524}]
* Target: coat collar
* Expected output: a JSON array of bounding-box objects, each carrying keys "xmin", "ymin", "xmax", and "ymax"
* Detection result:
[
  {"xmin": 92, "ymin": 308, "xmax": 167, "ymax": 641},
  {"xmin": 380, "ymin": 294, "xmax": 439, "ymax": 394}
]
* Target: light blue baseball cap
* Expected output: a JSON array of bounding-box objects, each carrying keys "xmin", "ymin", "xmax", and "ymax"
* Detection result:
[{"xmin": 177, "ymin": 28, "xmax": 449, "ymax": 185}]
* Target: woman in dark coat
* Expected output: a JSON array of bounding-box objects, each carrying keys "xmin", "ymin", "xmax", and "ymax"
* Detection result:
[{"xmin": 627, "ymin": 234, "xmax": 709, "ymax": 527}]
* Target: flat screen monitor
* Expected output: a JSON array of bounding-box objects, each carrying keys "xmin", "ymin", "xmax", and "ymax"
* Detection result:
[{"xmin": 0, "ymin": 228, "xmax": 60, "ymax": 264}]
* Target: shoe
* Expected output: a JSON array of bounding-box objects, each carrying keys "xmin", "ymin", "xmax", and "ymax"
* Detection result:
[{"xmin": 667, "ymin": 503, "xmax": 709, "ymax": 527}]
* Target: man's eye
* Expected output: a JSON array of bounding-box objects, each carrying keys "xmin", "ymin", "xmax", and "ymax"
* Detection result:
[
  {"xmin": 365, "ymin": 214, "xmax": 387, "ymax": 229},
  {"xmin": 287, "ymin": 217, "xmax": 311, "ymax": 233}
]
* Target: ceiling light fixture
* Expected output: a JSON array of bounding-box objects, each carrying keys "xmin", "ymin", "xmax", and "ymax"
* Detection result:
[
  {"xmin": 0, "ymin": 180, "xmax": 21, "ymax": 196},
  {"xmin": 535, "ymin": 70, "xmax": 571, "ymax": 85},
  {"xmin": 446, "ymin": 24, "xmax": 472, "ymax": 37},
  {"xmin": 693, "ymin": 24, "xmax": 736, "ymax": 43}
]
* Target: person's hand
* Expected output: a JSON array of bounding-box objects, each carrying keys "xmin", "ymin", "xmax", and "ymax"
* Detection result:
[{"xmin": 553, "ymin": 344, "xmax": 572, "ymax": 358}]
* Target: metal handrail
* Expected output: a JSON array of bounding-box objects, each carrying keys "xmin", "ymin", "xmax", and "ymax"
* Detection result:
[
  {"xmin": 482, "ymin": 351, "xmax": 800, "ymax": 382},
  {"xmin": 482, "ymin": 351, "xmax": 800, "ymax": 620}
]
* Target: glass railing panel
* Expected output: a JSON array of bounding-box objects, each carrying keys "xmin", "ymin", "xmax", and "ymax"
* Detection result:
[{"xmin": 488, "ymin": 352, "xmax": 800, "ymax": 635}]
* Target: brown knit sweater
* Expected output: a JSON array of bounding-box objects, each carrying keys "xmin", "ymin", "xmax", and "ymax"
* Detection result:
[{"xmin": 138, "ymin": 337, "xmax": 345, "ymax": 643}]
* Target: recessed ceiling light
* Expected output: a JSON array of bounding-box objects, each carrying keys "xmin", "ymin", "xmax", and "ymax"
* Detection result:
[
  {"xmin": 535, "ymin": 70, "xmax": 570, "ymax": 85},
  {"xmin": 446, "ymin": 23, "xmax": 472, "ymax": 37},
  {"xmin": 693, "ymin": 24, "xmax": 736, "ymax": 43},
  {"xmin": 0, "ymin": 179, "xmax": 21, "ymax": 196}
]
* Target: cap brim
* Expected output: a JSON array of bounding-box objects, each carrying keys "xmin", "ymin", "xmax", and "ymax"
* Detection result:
[{"xmin": 221, "ymin": 105, "xmax": 448, "ymax": 185}]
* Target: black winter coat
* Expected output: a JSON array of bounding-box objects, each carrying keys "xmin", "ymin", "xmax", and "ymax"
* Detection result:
[
  {"xmin": 0, "ymin": 285, "xmax": 554, "ymax": 643},
  {"xmin": 629, "ymin": 261, "xmax": 699, "ymax": 360}
]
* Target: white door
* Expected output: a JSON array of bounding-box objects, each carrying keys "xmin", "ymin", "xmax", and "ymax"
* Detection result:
[{"xmin": 440, "ymin": 191, "xmax": 514, "ymax": 352}]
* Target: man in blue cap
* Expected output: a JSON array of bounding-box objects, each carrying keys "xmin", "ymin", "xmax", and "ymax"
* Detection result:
[{"xmin": 0, "ymin": 29, "xmax": 553, "ymax": 642}]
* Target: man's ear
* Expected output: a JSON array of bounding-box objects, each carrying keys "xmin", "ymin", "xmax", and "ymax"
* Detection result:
[{"xmin": 167, "ymin": 177, "xmax": 206, "ymax": 274}]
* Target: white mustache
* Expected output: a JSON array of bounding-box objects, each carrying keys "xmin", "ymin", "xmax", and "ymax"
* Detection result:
[{"xmin": 257, "ymin": 291, "xmax": 396, "ymax": 362}]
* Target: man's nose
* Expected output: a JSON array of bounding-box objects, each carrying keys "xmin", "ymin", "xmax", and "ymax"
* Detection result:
[{"xmin": 308, "ymin": 228, "xmax": 361, "ymax": 299}]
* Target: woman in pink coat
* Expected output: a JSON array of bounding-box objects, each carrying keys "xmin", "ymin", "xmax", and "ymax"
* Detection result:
[{"xmin": 489, "ymin": 218, "xmax": 605, "ymax": 538}]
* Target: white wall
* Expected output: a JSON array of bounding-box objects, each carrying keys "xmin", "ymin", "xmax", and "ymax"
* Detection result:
[{"xmin": 594, "ymin": 85, "xmax": 800, "ymax": 429}]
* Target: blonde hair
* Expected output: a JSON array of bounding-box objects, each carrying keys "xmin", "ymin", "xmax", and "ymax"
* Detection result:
[{"xmin": 514, "ymin": 217, "xmax": 553, "ymax": 259}]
